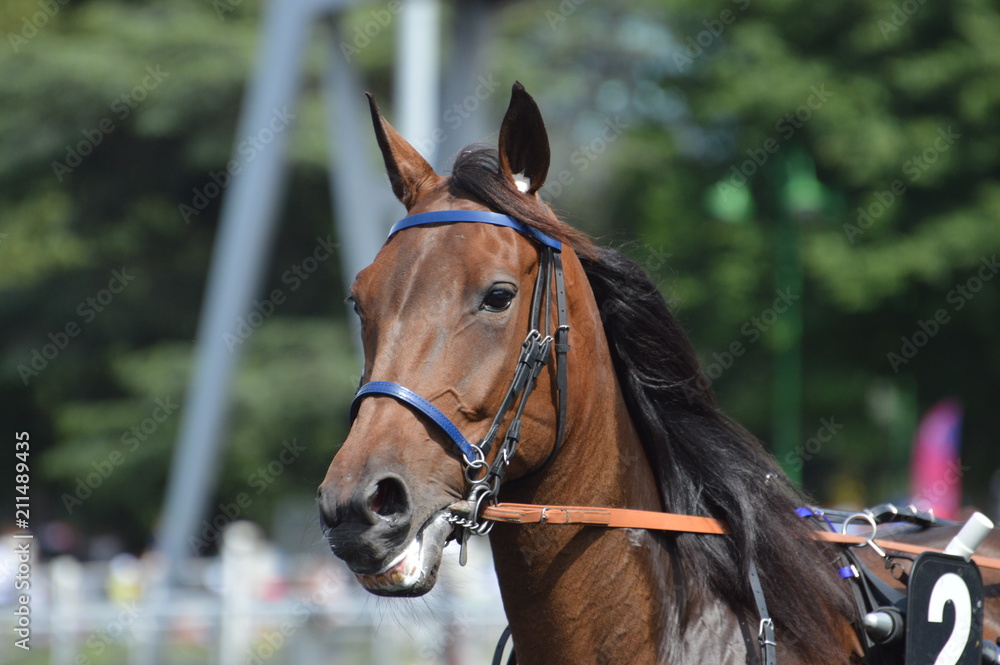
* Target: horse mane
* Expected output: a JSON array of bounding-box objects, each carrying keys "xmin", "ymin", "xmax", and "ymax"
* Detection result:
[{"xmin": 450, "ymin": 147, "xmax": 858, "ymax": 662}]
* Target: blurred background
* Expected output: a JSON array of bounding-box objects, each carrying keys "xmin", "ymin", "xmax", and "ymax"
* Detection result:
[{"xmin": 2, "ymin": 0, "xmax": 999, "ymax": 662}]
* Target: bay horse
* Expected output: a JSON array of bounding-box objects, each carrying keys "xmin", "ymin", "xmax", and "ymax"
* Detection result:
[{"xmin": 317, "ymin": 82, "xmax": 1000, "ymax": 664}]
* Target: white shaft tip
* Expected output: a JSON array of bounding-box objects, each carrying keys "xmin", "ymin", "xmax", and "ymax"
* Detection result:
[{"xmin": 943, "ymin": 511, "xmax": 994, "ymax": 561}]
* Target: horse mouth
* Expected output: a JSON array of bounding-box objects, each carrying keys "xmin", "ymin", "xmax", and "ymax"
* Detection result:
[{"xmin": 354, "ymin": 512, "xmax": 453, "ymax": 596}]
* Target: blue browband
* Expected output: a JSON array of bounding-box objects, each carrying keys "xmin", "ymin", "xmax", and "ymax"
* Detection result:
[
  {"xmin": 389, "ymin": 210, "xmax": 562, "ymax": 252},
  {"xmin": 350, "ymin": 210, "xmax": 563, "ymax": 464}
]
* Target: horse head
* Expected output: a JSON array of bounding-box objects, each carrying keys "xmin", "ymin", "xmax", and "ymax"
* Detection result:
[{"xmin": 316, "ymin": 83, "xmax": 584, "ymax": 597}]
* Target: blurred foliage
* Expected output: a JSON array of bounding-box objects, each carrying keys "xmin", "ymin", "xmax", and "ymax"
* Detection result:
[
  {"xmin": 0, "ymin": 0, "xmax": 358, "ymax": 554},
  {"xmin": 2, "ymin": 0, "xmax": 999, "ymax": 556}
]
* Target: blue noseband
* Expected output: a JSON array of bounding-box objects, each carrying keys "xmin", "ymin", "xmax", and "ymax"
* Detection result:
[{"xmin": 350, "ymin": 381, "xmax": 477, "ymax": 461}]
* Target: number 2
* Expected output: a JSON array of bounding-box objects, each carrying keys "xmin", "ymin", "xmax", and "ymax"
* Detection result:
[{"xmin": 928, "ymin": 572, "xmax": 972, "ymax": 665}]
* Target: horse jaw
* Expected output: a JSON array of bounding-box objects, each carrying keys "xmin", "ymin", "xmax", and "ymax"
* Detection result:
[{"xmin": 352, "ymin": 511, "xmax": 453, "ymax": 597}]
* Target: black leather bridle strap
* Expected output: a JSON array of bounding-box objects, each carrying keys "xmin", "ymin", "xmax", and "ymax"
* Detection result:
[
  {"xmin": 492, "ymin": 625, "xmax": 516, "ymax": 665},
  {"xmin": 551, "ymin": 250, "xmax": 569, "ymax": 456},
  {"xmin": 528, "ymin": 247, "xmax": 550, "ymax": 334},
  {"xmin": 478, "ymin": 247, "xmax": 554, "ymax": 461},
  {"xmin": 748, "ymin": 560, "xmax": 776, "ymax": 665}
]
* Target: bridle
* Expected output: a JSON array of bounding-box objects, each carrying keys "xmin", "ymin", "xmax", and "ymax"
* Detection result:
[{"xmin": 349, "ymin": 209, "xmax": 570, "ymax": 560}]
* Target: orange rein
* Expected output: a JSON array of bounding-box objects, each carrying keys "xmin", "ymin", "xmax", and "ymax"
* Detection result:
[{"xmin": 481, "ymin": 502, "xmax": 1000, "ymax": 571}]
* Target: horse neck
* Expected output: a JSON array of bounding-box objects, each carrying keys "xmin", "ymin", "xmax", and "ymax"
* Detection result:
[{"xmin": 487, "ymin": 253, "xmax": 678, "ymax": 664}]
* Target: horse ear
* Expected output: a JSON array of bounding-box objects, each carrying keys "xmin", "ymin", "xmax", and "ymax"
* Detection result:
[
  {"xmin": 366, "ymin": 92, "xmax": 439, "ymax": 209},
  {"xmin": 498, "ymin": 82, "xmax": 550, "ymax": 196}
]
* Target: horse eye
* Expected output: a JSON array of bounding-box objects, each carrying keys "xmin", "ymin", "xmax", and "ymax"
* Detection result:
[{"xmin": 481, "ymin": 288, "xmax": 515, "ymax": 312}]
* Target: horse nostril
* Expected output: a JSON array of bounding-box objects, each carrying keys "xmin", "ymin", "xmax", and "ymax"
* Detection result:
[
  {"xmin": 317, "ymin": 486, "xmax": 339, "ymax": 531},
  {"xmin": 369, "ymin": 476, "xmax": 408, "ymax": 519}
]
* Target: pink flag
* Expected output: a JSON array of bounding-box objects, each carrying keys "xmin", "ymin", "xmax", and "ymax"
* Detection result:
[{"xmin": 909, "ymin": 399, "xmax": 963, "ymax": 520}]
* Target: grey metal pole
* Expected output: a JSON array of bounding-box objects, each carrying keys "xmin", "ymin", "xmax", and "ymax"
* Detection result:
[
  {"xmin": 394, "ymin": 0, "xmax": 442, "ymax": 165},
  {"xmin": 322, "ymin": 17, "xmax": 397, "ymax": 355},
  {"xmin": 439, "ymin": 0, "xmax": 495, "ymax": 168},
  {"xmin": 140, "ymin": 3, "xmax": 357, "ymax": 665},
  {"xmin": 140, "ymin": 3, "xmax": 360, "ymax": 663},
  {"xmin": 156, "ymin": 0, "xmax": 330, "ymax": 587},
  {"xmin": 144, "ymin": 1, "xmax": 447, "ymax": 662}
]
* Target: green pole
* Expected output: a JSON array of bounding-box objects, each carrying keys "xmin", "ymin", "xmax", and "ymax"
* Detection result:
[
  {"xmin": 772, "ymin": 209, "xmax": 803, "ymax": 486},
  {"xmin": 770, "ymin": 151, "xmax": 823, "ymax": 487}
]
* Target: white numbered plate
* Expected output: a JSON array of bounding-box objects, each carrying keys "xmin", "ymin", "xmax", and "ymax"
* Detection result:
[{"xmin": 906, "ymin": 552, "xmax": 984, "ymax": 665}]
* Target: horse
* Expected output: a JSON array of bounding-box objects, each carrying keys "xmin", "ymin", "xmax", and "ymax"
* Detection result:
[{"xmin": 317, "ymin": 82, "xmax": 1000, "ymax": 664}]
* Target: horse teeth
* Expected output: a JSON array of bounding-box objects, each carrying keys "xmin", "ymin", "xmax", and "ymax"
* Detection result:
[{"xmin": 356, "ymin": 535, "xmax": 426, "ymax": 590}]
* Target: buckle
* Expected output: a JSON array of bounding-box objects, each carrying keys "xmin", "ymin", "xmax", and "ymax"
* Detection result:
[{"xmin": 758, "ymin": 617, "xmax": 776, "ymax": 648}]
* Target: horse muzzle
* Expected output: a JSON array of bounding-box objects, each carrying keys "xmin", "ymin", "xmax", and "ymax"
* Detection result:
[{"xmin": 317, "ymin": 473, "xmax": 455, "ymax": 596}]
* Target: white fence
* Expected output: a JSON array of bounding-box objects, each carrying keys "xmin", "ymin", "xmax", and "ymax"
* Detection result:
[{"xmin": 1, "ymin": 523, "xmax": 508, "ymax": 665}]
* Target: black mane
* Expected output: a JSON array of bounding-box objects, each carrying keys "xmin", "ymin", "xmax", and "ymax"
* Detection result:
[{"xmin": 451, "ymin": 147, "xmax": 857, "ymax": 662}]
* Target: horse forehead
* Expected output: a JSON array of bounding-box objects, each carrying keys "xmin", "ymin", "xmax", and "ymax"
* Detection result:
[{"xmin": 359, "ymin": 222, "xmax": 528, "ymax": 293}]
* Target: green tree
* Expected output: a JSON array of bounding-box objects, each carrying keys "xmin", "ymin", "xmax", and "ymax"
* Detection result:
[{"xmin": 0, "ymin": 0, "xmax": 359, "ymax": 553}]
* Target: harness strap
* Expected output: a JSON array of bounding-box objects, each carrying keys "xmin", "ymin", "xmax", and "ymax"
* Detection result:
[
  {"xmin": 838, "ymin": 547, "xmax": 907, "ymax": 664},
  {"xmin": 491, "ymin": 625, "xmax": 516, "ymax": 665},
  {"xmin": 482, "ymin": 502, "xmax": 728, "ymax": 533},
  {"xmin": 479, "ymin": 248, "xmax": 553, "ymax": 461},
  {"xmin": 813, "ymin": 531, "xmax": 1000, "ymax": 570},
  {"xmin": 748, "ymin": 560, "xmax": 776, "ymax": 665},
  {"xmin": 478, "ymin": 503, "xmax": 1000, "ymax": 571},
  {"xmin": 551, "ymin": 251, "xmax": 569, "ymax": 456},
  {"xmin": 481, "ymin": 503, "xmax": 772, "ymax": 664}
]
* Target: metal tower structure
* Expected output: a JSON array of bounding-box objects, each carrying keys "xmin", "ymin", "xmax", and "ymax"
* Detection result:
[{"xmin": 142, "ymin": 0, "xmax": 499, "ymax": 661}]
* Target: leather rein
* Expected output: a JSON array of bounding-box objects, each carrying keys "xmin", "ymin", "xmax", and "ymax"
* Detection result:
[{"xmin": 478, "ymin": 502, "xmax": 1000, "ymax": 571}]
